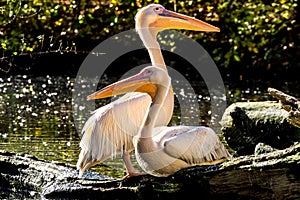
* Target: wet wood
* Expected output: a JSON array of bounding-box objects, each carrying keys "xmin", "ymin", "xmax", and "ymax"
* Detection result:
[
  {"xmin": 268, "ymin": 87, "xmax": 300, "ymax": 128},
  {"xmin": 1, "ymin": 142, "xmax": 300, "ymax": 199}
]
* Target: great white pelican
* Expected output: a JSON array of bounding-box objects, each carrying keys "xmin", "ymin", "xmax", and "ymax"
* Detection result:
[{"xmin": 91, "ymin": 66, "xmax": 232, "ymax": 177}]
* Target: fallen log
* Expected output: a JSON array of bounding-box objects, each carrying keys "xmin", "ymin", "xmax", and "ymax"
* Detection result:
[
  {"xmin": 1, "ymin": 142, "xmax": 300, "ymax": 199},
  {"xmin": 0, "ymin": 151, "xmax": 110, "ymax": 199},
  {"xmin": 268, "ymin": 87, "xmax": 300, "ymax": 128}
]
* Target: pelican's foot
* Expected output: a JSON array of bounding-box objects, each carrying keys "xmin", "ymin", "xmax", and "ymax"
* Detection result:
[{"xmin": 122, "ymin": 172, "xmax": 146, "ymax": 180}]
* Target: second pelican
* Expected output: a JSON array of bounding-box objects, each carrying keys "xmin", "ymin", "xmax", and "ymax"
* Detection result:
[{"xmin": 92, "ymin": 66, "xmax": 232, "ymax": 177}]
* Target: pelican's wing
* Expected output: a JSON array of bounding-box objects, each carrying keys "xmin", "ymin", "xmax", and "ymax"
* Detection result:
[
  {"xmin": 161, "ymin": 126, "xmax": 232, "ymax": 165},
  {"xmin": 77, "ymin": 92, "xmax": 151, "ymax": 174}
]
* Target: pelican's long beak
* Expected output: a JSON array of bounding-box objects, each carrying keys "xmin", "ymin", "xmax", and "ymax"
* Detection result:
[
  {"xmin": 154, "ymin": 9, "xmax": 220, "ymax": 32},
  {"xmin": 87, "ymin": 71, "xmax": 156, "ymax": 100}
]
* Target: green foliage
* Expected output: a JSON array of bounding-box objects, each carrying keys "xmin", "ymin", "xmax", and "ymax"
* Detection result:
[
  {"xmin": 216, "ymin": 0, "xmax": 298, "ymax": 70},
  {"xmin": 0, "ymin": 0, "xmax": 298, "ymax": 74}
]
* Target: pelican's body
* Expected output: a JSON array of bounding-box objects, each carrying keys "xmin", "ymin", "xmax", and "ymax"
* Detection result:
[
  {"xmin": 77, "ymin": 4, "xmax": 220, "ymax": 178},
  {"xmin": 93, "ymin": 66, "xmax": 232, "ymax": 177},
  {"xmin": 137, "ymin": 125, "xmax": 230, "ymax": 176}
]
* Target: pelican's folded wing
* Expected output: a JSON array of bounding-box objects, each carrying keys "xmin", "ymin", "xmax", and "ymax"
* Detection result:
[
  {"xmin": 77, "ymin": 92, "xmax": 151, "ymax": 176},
  {"xmin": 162, "ymin": 126, "xmax": 231, "ymax": 165}
]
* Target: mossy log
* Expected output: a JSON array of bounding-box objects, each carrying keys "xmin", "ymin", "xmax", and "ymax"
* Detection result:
[
  {"xmin": 1, "ymin": 142, "xmax": 300, "ymax": 199},
  {"xmin": 268, "ymin": 87, "xmax": 300, "ymax": 128},
  {"xmin": 220, "ymin": 101, "xmax": 300, "ymax": 156}
]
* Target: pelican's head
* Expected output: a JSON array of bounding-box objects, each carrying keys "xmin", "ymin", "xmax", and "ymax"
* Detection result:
[
  {"xmin": 135, "ymin": 4, "xmax": 220, "ymax": 32},
  {"xmin": 87, "ymin": 66, "xmax": 169, "ymax": 100}
]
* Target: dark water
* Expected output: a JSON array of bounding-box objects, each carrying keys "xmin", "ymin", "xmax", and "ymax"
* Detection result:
[{"xmin": 0, "ymin": 74, "xmax": 298, "ymax": 181}]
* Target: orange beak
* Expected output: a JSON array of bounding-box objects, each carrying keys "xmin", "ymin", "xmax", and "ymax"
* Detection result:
[
  {"xmin": 152, "ymin": 9, "xmax": 220, "ymax": 32},
  {"xmin": 87, "ymin": 70, "xmax": 156, "ymax": 100}
]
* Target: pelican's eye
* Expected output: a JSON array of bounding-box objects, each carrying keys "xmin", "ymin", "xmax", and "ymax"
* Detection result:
[
  {"xmin": 146, "ymin": 69, "xmax": 152, "ymax": 74},
  {"xmin": 153, "ymin": 6, "xmax": 164, "ymax": 14}
]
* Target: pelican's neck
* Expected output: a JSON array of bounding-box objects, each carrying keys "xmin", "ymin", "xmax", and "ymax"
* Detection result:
[
  {"xmin": 137, "ymin": 28, "xmax": 166, "ymax": 70},
  {"xmin": 148, "ymin": 48, "xmax": 166, "ymax": 69},
  {"xmin": 139, "ymin": 80, "xmax": 170, "ymax": 139}
]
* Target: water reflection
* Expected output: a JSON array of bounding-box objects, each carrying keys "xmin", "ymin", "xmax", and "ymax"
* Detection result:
[
  {"xmin": 0, "ymin": 75, "xmax": 298, "ymax": 178},
  {"xmin": 0, "ymin": 75, "xmax": 78, "ymax": 163}
]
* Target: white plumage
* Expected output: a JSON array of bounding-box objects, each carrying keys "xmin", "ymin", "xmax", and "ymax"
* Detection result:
[{"xmin": 77, "ymin": 93, "xmax": 151, "ymax": 177}]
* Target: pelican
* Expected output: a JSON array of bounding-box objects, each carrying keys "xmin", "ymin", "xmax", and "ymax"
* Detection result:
[
  {"xmin": 90, "ymin": 66, "xmax": 232, "ymax": 177},
  {"xmin": 77, "ymin": 4, "xmax": 220, "ymax": 178}
]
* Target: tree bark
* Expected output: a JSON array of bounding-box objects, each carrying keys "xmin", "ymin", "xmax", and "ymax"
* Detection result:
[{"xmin": 268, "ymin": 87, "xmax": 300, "ymax": 128}]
